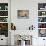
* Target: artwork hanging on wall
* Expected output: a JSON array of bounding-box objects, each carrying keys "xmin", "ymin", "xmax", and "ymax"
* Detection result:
[{"xmin": 17, "ymin": 10, "xmax": 29, "ymax": 19}]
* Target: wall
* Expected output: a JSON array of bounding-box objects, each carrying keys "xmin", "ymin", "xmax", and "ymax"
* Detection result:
[
  {"xmin": 11, "ymin": 0, "xmax": 38, "ymax": 30},
  {"xmin": 11, "ymin": 0, "xmax": 46, "ymax": 46}
]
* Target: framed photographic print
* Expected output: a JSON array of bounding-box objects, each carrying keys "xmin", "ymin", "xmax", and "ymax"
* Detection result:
[{"xmin": 17, "ymin": 10, "xmax": 29, "ymax": 19}]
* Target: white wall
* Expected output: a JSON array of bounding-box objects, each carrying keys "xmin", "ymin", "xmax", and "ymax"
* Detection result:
[
  {"xmin": 11, "ymin": 0, "xmax": 38, "ymax": 30},
  {"xmin": 11, "ymin": 0, "xmax": 46, "ymax": 46}
]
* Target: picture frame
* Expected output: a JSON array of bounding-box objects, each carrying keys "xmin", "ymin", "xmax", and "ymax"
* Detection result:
[{"xmin": 17, "ymin": 10, "xmax": 29, "ymax": 19}]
